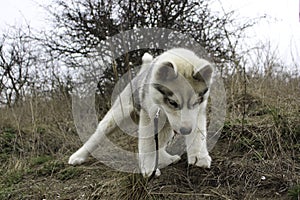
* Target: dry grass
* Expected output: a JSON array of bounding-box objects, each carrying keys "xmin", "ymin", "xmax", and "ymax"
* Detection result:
[{"xmin": 0, "ymin": 73, "xmax": 299, "ymax": 199}]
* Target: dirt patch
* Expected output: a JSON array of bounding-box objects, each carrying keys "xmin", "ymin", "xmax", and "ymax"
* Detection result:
[{"xmin": 0, "ymin": 129, "xmax": 298, "ymax": 200}]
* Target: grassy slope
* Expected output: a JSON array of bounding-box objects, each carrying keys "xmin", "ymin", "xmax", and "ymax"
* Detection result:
[{"xmin": 0, "ymin": 75, "xmax": 299, "ymax": 200}]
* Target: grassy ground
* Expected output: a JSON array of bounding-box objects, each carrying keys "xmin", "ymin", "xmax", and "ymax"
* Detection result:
[{"xmin": 0, "ymin": 75, "xmax": 299, "ymax": 200}]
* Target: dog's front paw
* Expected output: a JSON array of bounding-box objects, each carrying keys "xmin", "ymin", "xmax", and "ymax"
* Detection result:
[
  {"xmin": 140, "ymin": 165, "xmax": 161, "ymax": 178},
  {"xmin": 188, "ymin": 154, "xmax": 212, "ymax": 168},
  {"xmin": 139, "ymin": 153, "xmax": 161, "ymax": 178}
]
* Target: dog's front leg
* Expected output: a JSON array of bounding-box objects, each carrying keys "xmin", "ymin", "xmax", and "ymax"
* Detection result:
[
  {"xmin": 138, "ymin": 109, "xmax": 159, "ymax": 177},
  {"xmin": 185, "ymin": 112, "xmax": 211, "ymax": 168}
]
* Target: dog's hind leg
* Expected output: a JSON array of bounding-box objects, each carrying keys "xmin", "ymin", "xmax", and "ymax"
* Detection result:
[
  {"xmin": 157, "ymin": 129, "xmax": 181, "ymax": 169},
  {"xmin": 68, "ymin": 100, "xmax": 133, "ymax": 165},
  {"xmin": 68, "ymin": 109, "xmax": 118, "ymax": 165},
  {"xmin": 158, "ymin": 147, "xmax": 181, "ymax": 169}
]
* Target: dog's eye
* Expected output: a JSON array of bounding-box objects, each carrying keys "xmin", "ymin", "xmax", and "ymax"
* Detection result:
[
  {"xmin": 198, "ymin": 96, "xmax": 204, "ymax": 104},
  {"xmin": 192, "ymin": 96, "xmax": 204, "ymax": 107},
  {"xmin": 166, "ymin": 98, "xmax": 179, "ymax": 109}
]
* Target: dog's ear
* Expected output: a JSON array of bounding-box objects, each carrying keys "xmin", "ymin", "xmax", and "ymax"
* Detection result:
[
  {"xmin": 156, "ymin": 62, "xmax": 177, "ymax": 81},
  {"xmin": 193, "ymin": 65, "xmax": 213, "ymax": 84}
]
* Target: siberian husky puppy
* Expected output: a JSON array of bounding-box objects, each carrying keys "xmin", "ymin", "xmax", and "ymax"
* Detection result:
[{"xmin": 69, "ymin": 48, "xmax": 213, "ymax": 177}]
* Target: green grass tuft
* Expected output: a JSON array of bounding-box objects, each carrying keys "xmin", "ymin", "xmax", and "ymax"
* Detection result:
[
  {"xmin": 57, "ymin": 167, "xmax": 83, "ymax": 181},
  {"xmin": 288, "ymin": 185, "xmax": 300, "ymax": 200}
]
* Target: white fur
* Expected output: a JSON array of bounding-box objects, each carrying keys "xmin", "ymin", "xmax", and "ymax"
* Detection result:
[{"xmin": 69, "ymin": 48, "xmax": 213, "ymax": 177}]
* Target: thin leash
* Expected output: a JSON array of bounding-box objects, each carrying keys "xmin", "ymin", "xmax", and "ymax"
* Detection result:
[{"xmin": 148, "ymin": 108, "xmax": 160, "ymax": 180}]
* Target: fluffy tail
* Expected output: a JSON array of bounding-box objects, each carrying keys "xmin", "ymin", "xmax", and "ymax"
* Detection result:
[
  {"xmin": 142, "ymin": 53, "xmax": 153, "ymax": 63},
  {"xmin": 139, "ymin": 53, "xmax": 153, "ymax": 74}
]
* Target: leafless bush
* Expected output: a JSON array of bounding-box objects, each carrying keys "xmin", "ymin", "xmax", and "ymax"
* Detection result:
[
  {"xmin": 0, "ymin": 27, "xmax": 38, "ymax": 106},
  {"xmin": 38, "ymin": 0, "xmax": 260, "ymax": 95}
]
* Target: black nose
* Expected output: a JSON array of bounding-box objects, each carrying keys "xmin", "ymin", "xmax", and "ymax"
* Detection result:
[{"xmin": 180, "ymin": 127, "xmax": 192, "ymax": 135}]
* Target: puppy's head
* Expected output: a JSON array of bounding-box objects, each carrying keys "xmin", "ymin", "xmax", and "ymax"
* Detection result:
[{"xmin": 150, "ymin": 48, "xmax": 213, "ymax": 135}]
